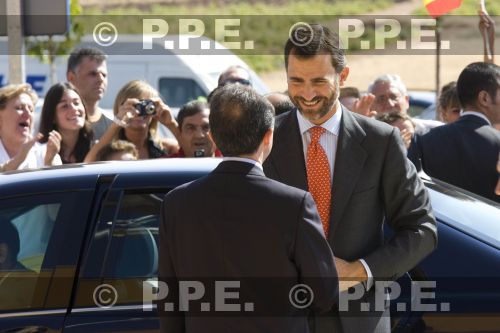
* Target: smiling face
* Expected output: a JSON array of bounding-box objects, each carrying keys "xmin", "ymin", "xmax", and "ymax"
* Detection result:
[
  {"xmin": 286, "ymin": 53, "xmax": 348, "ymax": 125},
  {"xmin": 55, "ymin": 89, "xmax": 86, "ymax": 132},
  {"xmin": 0, "ymin": 93, "xmax": 34, "ymax": 146},
  {"xmin": 179, "ymin": 109, "xmax": 215, "ymax": 157},
  {"xmin": 370, "ymin": 81, "xmax": 410, "ymax": 115}
]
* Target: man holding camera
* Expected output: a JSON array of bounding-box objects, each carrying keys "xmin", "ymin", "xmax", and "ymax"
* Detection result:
[{"xmin": 167, "ymin": 101, "xmax": 222, "ymax": 158}]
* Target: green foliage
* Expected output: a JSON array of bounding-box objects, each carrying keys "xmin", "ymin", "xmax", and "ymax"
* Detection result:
[{"xmin": 81, "ymin": 0, "xmax": 391, "ymax": 72}]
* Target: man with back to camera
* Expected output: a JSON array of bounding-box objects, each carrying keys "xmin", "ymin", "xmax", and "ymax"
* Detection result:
[
  {"xmin": 67, "ymin": 47, "xmax": 112, "ymax": 140},
  {"xmin": 409, "ymin": 62, "xmax": 500, "ymax": 203},
  {"xmin": 263, "ymin": 23, "xmax": 437, "ymax": 332},
  {"xmin": 158, "ymin": 84, "xmax": 338, "ymax": 333}
]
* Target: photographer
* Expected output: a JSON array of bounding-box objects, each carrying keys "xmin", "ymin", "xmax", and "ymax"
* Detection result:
[
  {"xmin": 85, "ymin": 80, "xmax": 179, "ymax": 162},
  {"xmin": 167, "ymin": 100, "xmax": 221, "ymax": 158}
]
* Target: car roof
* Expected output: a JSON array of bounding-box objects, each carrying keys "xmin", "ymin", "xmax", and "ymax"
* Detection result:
[
  {"xmin": 0, "ymin": 158, "xmax": 222, "ymax": 196},
  {"xmin": 421, "ymin": 175, "xmax": 500, "ymax": 249}
]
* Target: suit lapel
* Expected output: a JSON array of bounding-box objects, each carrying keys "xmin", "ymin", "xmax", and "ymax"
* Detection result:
[
  {"xmin": 329, "ymin": 109, "xmax": 367, "ymax": 241},
  {"xmin": 270, "ymin": 110, "xmax": 308, "ymax": 191}
]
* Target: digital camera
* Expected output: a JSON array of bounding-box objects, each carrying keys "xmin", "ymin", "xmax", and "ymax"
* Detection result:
[
  {"xmin": 135, "ymin": 99, "xmax": 156, "ymax": 116},
  {"xmin": 194, "ymin": 149, "xmax": 205, "ymax": 157}
]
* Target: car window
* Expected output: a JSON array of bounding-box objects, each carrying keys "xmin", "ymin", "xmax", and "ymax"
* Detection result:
[
  {"xmin": 75, "ymin": 189, "xmax": 167, "ymax": 308},
  {"xmin": 158, "ymin": 78, "xmax": 206, "ymax": 108},
  {"xmin": 0, "ymin": 193, "xmax": 84, "ymax": 311}
]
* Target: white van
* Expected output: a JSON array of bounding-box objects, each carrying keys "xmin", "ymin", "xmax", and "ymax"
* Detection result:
[{"xmin": 0, "ymin": 35, "xmax": 269, "ymax": 111}]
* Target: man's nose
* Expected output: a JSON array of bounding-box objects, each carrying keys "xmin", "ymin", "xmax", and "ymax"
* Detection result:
[{"xmin": 300, "ymin": 84, "xmax": 316, "ymax": 101}]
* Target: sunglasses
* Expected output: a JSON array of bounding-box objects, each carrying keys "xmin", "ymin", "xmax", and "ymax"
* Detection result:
[{"xmin": 220, "ymin": 78, "xmax": 252, "ymax": 87}]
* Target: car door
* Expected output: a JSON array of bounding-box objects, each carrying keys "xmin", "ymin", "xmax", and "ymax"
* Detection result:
[
  {"xmin": 64, "ymin": 186, "xmax": 170, "ymax": 332},
  {"xmin": 0, "ymin": 190, "xmax": 94, "ymax": 333}
]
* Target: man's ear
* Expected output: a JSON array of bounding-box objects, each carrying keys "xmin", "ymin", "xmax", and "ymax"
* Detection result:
[
  {"xmin": 339, "ymin": 66, "xmax": 350, "ymax": 86},
  {"xmin": 263, "ymin": 128, "xmax": 274, "ymax": 147},
  {"xmin": 67, "ymin": 70, "xmax": 75, "ymax": 84},
  {"xmin": 477, "ymin": 90, "xmax": 492, "ymax": 108}
]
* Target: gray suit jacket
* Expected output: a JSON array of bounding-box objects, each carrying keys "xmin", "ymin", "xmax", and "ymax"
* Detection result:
[
  {"xmin": 264, "ymin": 108, "xmax": 438, "ymax": 333},
  {"xmin": 159, "ymin": 160, "xmax": 339, "ymax": 333}
]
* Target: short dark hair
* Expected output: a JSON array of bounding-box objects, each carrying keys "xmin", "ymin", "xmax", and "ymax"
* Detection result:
[
  {"xmin": 284, "ymin": 23, "xmax": 346, "ymax": 73},
  {"xmin": 339, "ymin": 87, "xmax": 360, "ymax": 100},
  {"xmin": 177, "ymin": 100, "xmax": 209, "ymax": 130},
  {"xmin": 264, "ymin": 92, "xmax": 295, "ymax": 116},
  {"xmin": 376, "ymin": 111, "xmax": 415, "ymax": 128},
  {"xmin": 457, "ymin": 62, "xmax": 500, "ymax": 109},
  {"xmin": 209, "ymin": 85, "xmax": 274, "ymax": 156},
  {"xmin": 0, "ymin": 221, "xmax": 20, "ymax": 262},
  {"xmin": 67, "ymin": 47, "xmax": 107, "ymax": 74}
]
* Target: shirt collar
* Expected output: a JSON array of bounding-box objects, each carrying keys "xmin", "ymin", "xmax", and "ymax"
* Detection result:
[
  {"xmin": 296, "ymin": 103, "xmax": 342, "ymax": 136},
  {"xmin": 460, "ymin": 111, "xmax": 492, "ymax": 126},
  {"xmin": 223, "ymin": 157, "xmax": 263, "ymax": 171}
]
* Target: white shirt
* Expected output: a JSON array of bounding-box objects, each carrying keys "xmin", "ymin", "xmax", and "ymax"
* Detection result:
[
  {"xmin": 0, "ymin": 140, "xmax": 62, "ymax": 170},
  {"xmin": 223, "ymin": 156, "xmax": 263, "ymax": 171},
  {"xmin": 296, "ymin": 106, "xmax": 374, "ymax": 290},
  {"xmin": 461, "ymin": 111, "xmax": 492, "ymax": 125},
  {"xmin": 296, "ymin": 104, "xmax": 342, "ymax": 181}
]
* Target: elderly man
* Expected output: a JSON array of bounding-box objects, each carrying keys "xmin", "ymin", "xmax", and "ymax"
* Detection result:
[{"xmin": 368, "ymin": 74, "xmax": 443, "ymax": 134}]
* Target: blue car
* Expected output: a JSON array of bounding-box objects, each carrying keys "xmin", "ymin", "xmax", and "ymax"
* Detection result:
[{"xmin": 0, "ymin": 159, "xmax": 499, "ymax": 332}]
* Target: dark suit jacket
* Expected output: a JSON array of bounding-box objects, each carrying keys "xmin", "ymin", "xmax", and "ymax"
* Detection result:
[
  {"xmin": 264, "ymin": 108, "xmax": 438, "ymax": 333},
  {"xmin": 409, "ymin": 115, "xmax": 500, "ymax": 203},
  {"xmin": 158, "ymin": 160, "xmax": 338, "ymax": 333}
]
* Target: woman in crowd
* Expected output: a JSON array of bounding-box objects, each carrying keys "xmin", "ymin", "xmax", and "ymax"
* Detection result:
[
  {"xmin": 0, "ymin": 83, "xmax": 61, "ymax": 171},
  {"xmin": 85, "ymin": 80, "xmax": 179, "ymax": 162},
  {"xmin": 437, "ymin": 81, "xmax": 461, "ymax": 124},
  {"xmin": 39, "ymin": 82, "xmax": 93, "ymax": 164}
]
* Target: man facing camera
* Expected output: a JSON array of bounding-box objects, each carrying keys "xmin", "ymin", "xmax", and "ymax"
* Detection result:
[
  {"xmin": 158, "ymin": 85, "xmax": 338, "ymax": 333},
  {"xmin": 167, "ymin": 101, "xmax": 222, "ymax": 157},
  {"xmin": 263, "ymin": 23, "xmax": 437, "ymax": 333}
]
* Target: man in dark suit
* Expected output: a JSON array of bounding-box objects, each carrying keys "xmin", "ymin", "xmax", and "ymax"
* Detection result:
[
  {"xmin": 409, "ymin": 62, "xmax": 500, "ymax": 203},
  {"xmin": 158, "ymin": 84, "xmax": 338, "ymax": 333},
  {"xmin": 263, "ymin": 24, "xmax": 437, "ymax": 333}
]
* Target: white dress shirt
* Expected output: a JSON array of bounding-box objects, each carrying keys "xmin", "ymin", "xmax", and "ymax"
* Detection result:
[
  {"xmin": 461, "ymin": 110, "xmax": 492, "ymax": 125},
  {"xmin": 223, "ymin": 156, "xmax": 263, "ymax": 171},
  {"xmin": 296, "ymin": 106, "xmax": 374, "ymax": 290}
]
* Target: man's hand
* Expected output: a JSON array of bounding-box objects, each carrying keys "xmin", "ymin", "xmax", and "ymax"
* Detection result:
[
  {"xmin": 335, "ymin": 257, "xmax": 368, "ymax": 292},
  {"xmin": 351, "ymin": 94, "xmax": 377, "ymax": 118}
]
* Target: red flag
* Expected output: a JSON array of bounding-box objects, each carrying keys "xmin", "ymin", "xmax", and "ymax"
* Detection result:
[{"xmin": 424, "ymin": 0, "xmax": 462, "ymax": 17}]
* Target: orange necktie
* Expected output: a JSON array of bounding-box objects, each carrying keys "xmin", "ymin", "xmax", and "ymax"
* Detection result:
[{"xmin": 306, "ymin": 126, "xmax": 332, "ymax": 237}]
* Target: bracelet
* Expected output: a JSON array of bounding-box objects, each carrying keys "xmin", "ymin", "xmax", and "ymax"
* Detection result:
[{"xmin": 113, "ymin": 117, "xmax": 128, "ymax": 128}]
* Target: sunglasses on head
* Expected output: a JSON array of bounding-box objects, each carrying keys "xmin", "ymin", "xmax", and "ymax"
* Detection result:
[{"xmin": 220, "ymin": 78, "xmax": 252, "ymax": 87}]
